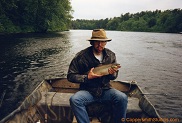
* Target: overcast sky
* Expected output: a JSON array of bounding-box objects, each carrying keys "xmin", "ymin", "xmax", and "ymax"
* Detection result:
[{"xmin": 70, "ymin": 0, "xmax": 182, "ymax": 20}]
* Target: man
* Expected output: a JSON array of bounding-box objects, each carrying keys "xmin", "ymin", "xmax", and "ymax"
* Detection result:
[{"xmin": 67, "ymin": 29, "xmax": 128, "ymax": 123}]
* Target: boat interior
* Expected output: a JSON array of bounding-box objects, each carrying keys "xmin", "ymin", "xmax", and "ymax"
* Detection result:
[{"xmin": 1, "ymin": 78, "xmax": 163, "ymax": 123}]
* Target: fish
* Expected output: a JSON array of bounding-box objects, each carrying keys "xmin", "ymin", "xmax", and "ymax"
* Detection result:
[{"xmin": 92, "ymin": 63, "xmax": 121, "ymax": 75}]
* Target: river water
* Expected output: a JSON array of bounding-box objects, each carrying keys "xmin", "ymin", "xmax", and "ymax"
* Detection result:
[{"xmin": 0, "ymin": 30, "xmax": 182, "ymax": 121}]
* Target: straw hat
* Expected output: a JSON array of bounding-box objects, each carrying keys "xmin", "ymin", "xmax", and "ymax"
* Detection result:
[{"xmin": 87, "ymin": 29, "xmax": 112, "ymax": 41}]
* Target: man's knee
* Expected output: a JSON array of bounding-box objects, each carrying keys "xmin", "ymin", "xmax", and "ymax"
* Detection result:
[
  {"xmin": 69, "ymin": 95, "xmax": 79, "ymax": 106},
  {"xmin": 120, "ymin": 92, "xmax": 128, "ymax": 101},
  {"xmin": 114, "ymin": 90, "xmax": 128, "ymax": 103}
]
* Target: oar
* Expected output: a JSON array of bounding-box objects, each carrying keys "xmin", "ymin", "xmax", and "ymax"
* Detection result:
[{"xmin": 141, "ymin": 93, "xmax": 182, "ymax": 96}]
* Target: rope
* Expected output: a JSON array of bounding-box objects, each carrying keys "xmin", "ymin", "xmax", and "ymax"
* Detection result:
[
  {"xmin": 51, "ymin": 92, "xmax": 57, "ymax": 106},
  {"xmin": 45, "ymin": 91, "xmax": 48, "ymax": 123},
  {"xmin": 49, "ymin": 92, "xmax": 58, "ymax": 120},
  {"xmin": 47, "ymin": 104, "xmax": 58, "ymax": 120},
  {"xmin": 35, "ymin": 105, "xmax": 44, "ymax": 121}
]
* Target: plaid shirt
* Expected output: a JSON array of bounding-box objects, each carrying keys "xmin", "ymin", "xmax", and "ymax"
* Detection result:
[{"xmin": 67, "ymin": 46, "xmax": 118, "ymax": 90}]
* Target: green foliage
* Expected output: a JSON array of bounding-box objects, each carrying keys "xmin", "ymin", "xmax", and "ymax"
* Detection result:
[
  {"xmin": 71, "ymin": 9, "xmax": 182, "ymax": 33},
  {"xmin": 0, "ymin": 0, "xmax": 73, "ymax": 33}
]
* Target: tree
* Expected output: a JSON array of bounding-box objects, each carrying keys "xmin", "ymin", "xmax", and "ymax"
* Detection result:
[
  {"xmin": 0, "ymin": 0, "xmax": 73, "ymax": 33},
  {"xmin": 148, "ymin": 18, "xmax": 156, "ymax": 28},
  {"xmin": 71, "ymin": 9, "xmax": 182, "ymax": 33}
]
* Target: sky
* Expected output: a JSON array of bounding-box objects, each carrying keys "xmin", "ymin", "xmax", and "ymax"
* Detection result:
[{"xmin": 70, "ymin": 0, "xmax": 182, "ymax": 20}]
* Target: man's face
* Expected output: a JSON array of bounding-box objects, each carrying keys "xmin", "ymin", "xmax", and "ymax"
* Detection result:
[{"xmin": 93, "ymin": 41, "xmax": 107, "ymax": 53}]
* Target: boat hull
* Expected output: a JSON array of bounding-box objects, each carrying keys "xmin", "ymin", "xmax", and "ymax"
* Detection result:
[{"xmin": 0, "ymin": 78, "xmax": 164, "ymax": 123}]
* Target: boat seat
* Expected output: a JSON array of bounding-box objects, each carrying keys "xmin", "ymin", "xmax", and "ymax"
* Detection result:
[
  {"xmin": 37, "ymin": 92, "xmax": 142, "ymax": 123},
  {"xmin": 38, "ymin": 92, "xmax": 73, "ymax": 107},
  {"xmin": 37, "ymin": 92, "xmax": 74, "ymax": 123}
]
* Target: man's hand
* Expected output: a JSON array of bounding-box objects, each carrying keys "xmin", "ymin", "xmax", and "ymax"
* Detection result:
[
  {"xmin": 88, "ymin": 68, "xmax": 102, "ymax": 79},
  {"xmin": 108, "ymin": 65, "xmax": 121, "ymax": 74}
]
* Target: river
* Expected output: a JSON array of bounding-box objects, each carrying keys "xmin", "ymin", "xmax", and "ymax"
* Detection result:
[{"xmin": 0, "ymin": 30, "xmax": 182, "ymax": 121}]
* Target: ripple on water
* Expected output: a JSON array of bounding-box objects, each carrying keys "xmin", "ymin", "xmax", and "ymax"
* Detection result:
[{"xmin": 0, "ymin": 31, "xmax": 182, "ymax": 120}]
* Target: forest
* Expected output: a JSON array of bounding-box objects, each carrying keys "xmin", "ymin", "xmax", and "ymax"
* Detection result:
[
  {"xmin": 0, "ymin": 0, "xmax": 182, "ymax": 33},
  {"xmin": 0, "ymin": 0, "xmax": 72, "ymax": 33},
  {"xmin": 71, "ymin": 9, "xmax": 182, "ymax": 33}
]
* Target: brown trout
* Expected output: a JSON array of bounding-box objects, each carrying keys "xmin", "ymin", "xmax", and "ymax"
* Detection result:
[{"xmin": 92, "ymin": 64, "xmax": 121, "ymax": 75}]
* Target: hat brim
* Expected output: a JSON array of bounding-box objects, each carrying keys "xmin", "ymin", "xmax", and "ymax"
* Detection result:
[{"xmin": 87, "ymin": 38, "xmax": 112, "ymax": 41}]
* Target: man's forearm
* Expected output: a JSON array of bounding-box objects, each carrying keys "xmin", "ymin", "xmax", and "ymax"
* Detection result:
[{"xmin": 67, "ymin": 74, "xmax": 88, "ymax": 83}]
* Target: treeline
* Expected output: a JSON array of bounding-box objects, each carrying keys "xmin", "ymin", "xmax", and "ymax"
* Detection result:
[
  {"xmin": 0, "ymin": 0, "xmax": 72, "ymax": 33},
  {"xmin": 71, "ymin": 9, "xmax": 182, "ymax": 33}
]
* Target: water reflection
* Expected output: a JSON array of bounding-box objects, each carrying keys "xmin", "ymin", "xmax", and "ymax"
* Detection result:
[
  {"xmin": 0, "ymin": 32, "xmax": 73, "ymax": 120},
  {"xmin": 0, "ymin": 30, "xmax": 182, "ymax": 120}
]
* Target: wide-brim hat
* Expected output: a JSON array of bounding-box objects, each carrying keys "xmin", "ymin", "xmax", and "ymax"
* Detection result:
[{"xmin": 87, "ymin": 29, "xmax": 112, "ymax": 41}]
